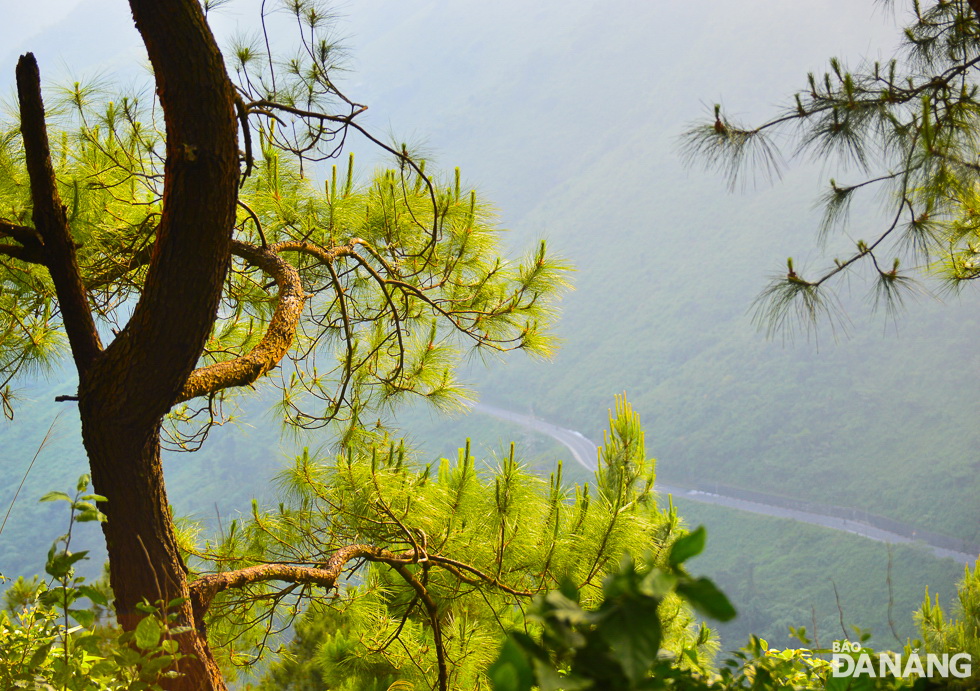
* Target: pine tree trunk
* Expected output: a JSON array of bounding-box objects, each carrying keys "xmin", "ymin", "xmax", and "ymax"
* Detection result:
[
  {"xmin": 13, "ymin": 0, "xmax": 238, "ymax": 684},
  {"xmin": 79, "ymin": 409, "xmax": 227, "ymax": 690},
  {"xmin": 68, "ymin": 1, "xmax": 241, "ymax": 688}
]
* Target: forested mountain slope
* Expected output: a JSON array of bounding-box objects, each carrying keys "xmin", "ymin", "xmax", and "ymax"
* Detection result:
[
  {"xmin": 337, "ymin": 0, "xmax": 980, "ymax": 538},
  {"xmin": 0, "ymin": 0, "xmax": 973, "ymax": 650}
]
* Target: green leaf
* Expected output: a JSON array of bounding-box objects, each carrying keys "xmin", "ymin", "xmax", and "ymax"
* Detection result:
[
  {"xmin": 540, "ymin": 589, "xmax": 589, "ymax": 628},
  {"xmin": 45, "ymin": 549, "xmax": 89, "ymax": 579},
  {"xmin": 676, "ymin": 577, "xmax": 736, "ymax": 621},
  {"xmin": 39, "ymin": 491, "xmax": 72, "ymax": 504},
  {"xmin": 668, "ymin": 525, "xmax": 706, "ymax": 566},
  {"xmin": 640, "ymin": 568, "xmax": 677, "ymax": 598},
  {"xmin": 27, "ymin": 640, "xmax": 54, "ymax": 670},
  {"xmin": 40, "ymin": 587, "xmax": 71, "ymax": 608},
  {"xmin": 134, "ymin": 615, "xmax": 162, "ymax": 651},
  {"xmin": 76, "ymin": 508, "xmax": 107, "ymax": 523},
  {"xmin": 76, "ymin": 584, "xmax": 108, "ymax": 607},
  {"xmin": 139, "ymin": 654, "xmax": 174, "ymax": 680},
  {"xmin": 825, "ymin": 674, "xmax": 873, "ymax": 691},
  {"xmin": 89, "ymin": 659, "xmax": 119, "ymax": 677},
  {"xmin": 556, "ymin": 576, "xmax": 579, "ymax": 603},
  {"xmin": 76, "ymin": 474, "xmax": 91, "ymax": 492},
  {"xmin": 74, "ymin": 632, "xmax": 104, "ymax": 654},
  {"xmin": 160, "ymin": 639, "xmax": 178, "ymax": 654},
  {"xmin": 595, "ymin": 594, "xmax": 662, "ymax": 683},
  {"xmin": 68, "ymin": 607, "xmax": 95, "ymax": 627},
  {"xmin": 488, "ymin": 636, "xmax": 536, "ymax": 691}
]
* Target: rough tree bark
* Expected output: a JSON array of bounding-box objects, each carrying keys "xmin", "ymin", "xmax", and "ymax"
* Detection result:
[
  {"xmin": 79, "ymin": 0, "xmax": 238, "ymax": 687},
  {"xmin": 15, "ymin": 0, "xmax": 239, "ymax": 688}
]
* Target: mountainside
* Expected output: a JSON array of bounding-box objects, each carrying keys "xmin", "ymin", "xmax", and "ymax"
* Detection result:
[
  {"xmin": 336, "ymin": 0, "xmax": 980, "ymax": 538},
  {"xmin": 341, "ymin": 0, "xmax": 980, "ymax": 645},
  {"xmin": 0, "ymin": 0, "xmax": 975, "ymax": 651}
]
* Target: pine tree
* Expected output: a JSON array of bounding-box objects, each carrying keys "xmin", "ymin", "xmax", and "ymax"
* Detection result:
[
  {"xmin": 0, "ymin": 1, "xmax": 567, "ymax": 688},
  {"xmin": 917, "ymin": 561, "xmax": 980, "ymax": 689},
  {"xmin": 242, "ymin": 397, "xmax": 716, "ymax": 689},
  {"xmin": 685, "ymin": 0, "xmax": 980, "ymax": 336}
]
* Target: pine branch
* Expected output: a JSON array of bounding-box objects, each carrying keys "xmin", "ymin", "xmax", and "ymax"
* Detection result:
[
  {"xmin": 177, "ymin": 240, "xmax": 307, "ymax": 403},
  {"xmin": 16, "ymin": 53, "xmax": 102, "ymax": 371},
  {"xmin": 188, "ymin": 544, "xmax": 410, "ymax": 618}
]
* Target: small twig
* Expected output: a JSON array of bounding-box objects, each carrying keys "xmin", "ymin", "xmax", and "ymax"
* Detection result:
[
  {"xmin": 832, "ymin": 581, "xmax": 848, "ymax": 641},
  {"xmin": 236, "ymin": 200, "xmax": 267, "ymax": 248},
  {"xmin": 235, "ymin": 96, "xmax": 254, "ymax": 185},
  {"xmin": 392, "ymin": 563, "xmax": 448, "ymax": 691},
  {"xmin": 886, "ymin": 546, "xmax": 902, "ymax": 644}
]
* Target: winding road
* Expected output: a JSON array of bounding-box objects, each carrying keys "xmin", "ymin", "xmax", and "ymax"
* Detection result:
[{"xmin": 474, "ymin": 403, "xmax": 978, "ymax": 565}]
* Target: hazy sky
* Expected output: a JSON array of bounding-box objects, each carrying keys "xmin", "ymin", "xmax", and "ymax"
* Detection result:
[{"xmin": 0, "ymin": 0, "xmax": 144, "ymax": 95}]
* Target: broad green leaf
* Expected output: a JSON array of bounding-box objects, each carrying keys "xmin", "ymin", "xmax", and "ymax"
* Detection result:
[
  {"xmin": 641, "ymin": 568, "xmax": 677, "ymax": 598},
  {"xmin": 45, "ymin": 549, "xmax": 88, "ymax": 579},
  {"xmin": 139, "ymin": 654, "xmax": 174, "ymax": 679},
  {"xmin": 69, "ymin": 607, "xmax": 96, "ymax": 628},
  {"xmin": 160, "ymin": 638, "xmax": 178, "ymax": 654},
  {"xmin": 825, "ymin": 674, "xmax": 873, "ymax": 691},
  {"xmin": 488, "ymin": 637, "xmax": 535, "ymax": 691},
  {"xmin": 113, "ymin": 645, "xmax": 142, "ymax": 666},
  {"xmin": 134, "ymin": 615, "xmax": 162, "ymax": 651},
  {"xmin": 39, "ymin": 491, "xmax": 72, "ymax": 503},
  {"xmin": 76, "ymin": 508, "xmax": 107, "ymax": 523},
  {"xmin": 27, "ymin": 640, "xmax": 54, "ymax": 670},
  {"xmin": 595, "ymin": 594, "xmax": 662, "ymax": 683},
  {"xmin": 668, "ymin": 525, "xmax": 706, "ymax": 566},
  {"xmin": 676, "ymin": 577, "xmax": 736, "ymax": 621}
]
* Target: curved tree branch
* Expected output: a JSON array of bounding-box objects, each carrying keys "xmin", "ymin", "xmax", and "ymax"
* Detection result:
[
  {"xmin": 188, "ymin": 544, "xmax": 409, "ymax": 618},
  {"xmin": 177, "ymin": 240, "xmax": 306, "ymax": 403}
]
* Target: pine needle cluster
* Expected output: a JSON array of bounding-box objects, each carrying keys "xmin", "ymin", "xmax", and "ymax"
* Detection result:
[
  {"xmin": 187, "ymin": 397, "xmax": 715, "ymax": 688},
  {"xmin": 683, "ymin": 0, "xmax": 980, "ymax": 335}
]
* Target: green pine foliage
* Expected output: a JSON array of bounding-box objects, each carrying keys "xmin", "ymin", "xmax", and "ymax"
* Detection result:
[
  {"xmin": 212, "ymin": 396, "xmax": 716, "ymax": 689},
  {"xmin": 0, "ymin": 3, "xmax": 571, "ymax": 442},
  {"xmin": 917, "ymin": 560, "xmax": 980, "ymax": 689},
  {"xmin": 684, "ymin": 0, "xmax": 980, "ymax": 335}
]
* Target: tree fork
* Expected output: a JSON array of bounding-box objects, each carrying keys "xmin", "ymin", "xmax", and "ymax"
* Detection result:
[{"xmin": 71, "ymin": 0, "xmax": 240, "ymax": 688}]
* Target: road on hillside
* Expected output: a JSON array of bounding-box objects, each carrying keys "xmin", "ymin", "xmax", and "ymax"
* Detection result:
[{"xmin": 473, "ymin": 403, "xmax": 977, "ymax": 565}]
